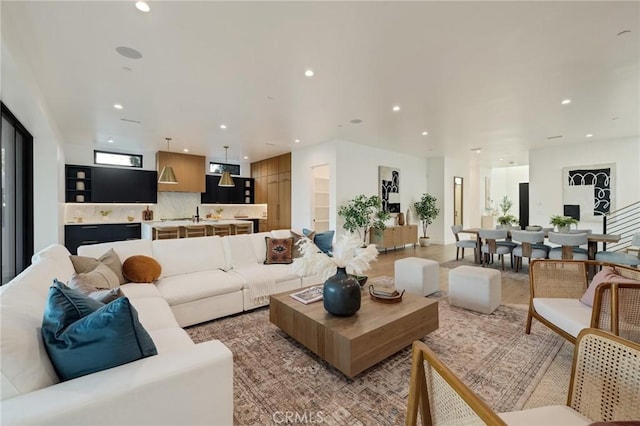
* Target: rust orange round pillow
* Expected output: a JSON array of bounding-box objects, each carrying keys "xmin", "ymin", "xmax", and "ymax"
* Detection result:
[{"xmin": 122, "ymin": 255, "xmax": 162, "ymax": 283}]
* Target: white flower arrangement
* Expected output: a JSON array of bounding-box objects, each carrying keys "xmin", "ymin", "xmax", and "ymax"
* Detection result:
[{"xmin": 292, "ymin": 233, "xmax": 378, "ymax": 281}]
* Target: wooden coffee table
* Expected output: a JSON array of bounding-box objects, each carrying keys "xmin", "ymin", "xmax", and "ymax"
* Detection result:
[{"xmin": 269, "ymin": 288, "xmax": 438, "ymax": 377}]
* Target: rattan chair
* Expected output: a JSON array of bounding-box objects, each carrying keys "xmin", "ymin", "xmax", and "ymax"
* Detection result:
[
  {"xmin": 526, "ymin": 259, "xmax": 640, "ymax": 343},
  {"xmin": 207, "ymin": 224, "xmax": 232, "ymax": 237},
  {"xmin": 181, "ymin": 224, "xmax": 206, "ymax": 238},
  {"xmin": 406, "ymin": 328, "xmax": 640, "ymax": 426},
  {"xmin": 232, "ymin": 223, "xmax": 252, "ymax": 235},
  {"xmin": 154, "ymin": 226, "xmax": 180, "ymax": 240}
]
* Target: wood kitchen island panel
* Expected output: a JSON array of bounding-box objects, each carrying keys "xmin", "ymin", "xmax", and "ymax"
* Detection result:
[{"xmin": 270, "ymin": 289, "xmax": 438, "ymax": 377}]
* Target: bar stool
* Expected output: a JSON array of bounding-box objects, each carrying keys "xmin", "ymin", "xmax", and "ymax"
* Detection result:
[
  {"xmin": 154, "ymin": 226, "xmax": 180, "ymax": 240},
  {"xmin": 181, "ymin": 225, "xmax": 206, "ymax": 238},
  {"xmin": 233, "ymin": 223, "xmax": 252, "ymax": 235},
  {"xmin": 207, "ymin": 224, "xmax": 232, "ymax": 237}
]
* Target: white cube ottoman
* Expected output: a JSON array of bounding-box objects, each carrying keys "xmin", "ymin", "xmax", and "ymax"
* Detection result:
[
  {"xmin": 394, "ymin": 257, "xmax": 439, "ymax": 296},
  {"xmin": 448, "ymin": 265, "xmax": 501, "ymax": 314}
]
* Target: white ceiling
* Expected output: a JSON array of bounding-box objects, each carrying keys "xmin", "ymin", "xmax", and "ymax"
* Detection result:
[{"xmin": 2, "ymin": 1, "xmax": 639, "ymax": 167}]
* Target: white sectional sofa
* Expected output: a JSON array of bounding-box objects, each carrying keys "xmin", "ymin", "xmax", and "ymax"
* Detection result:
[{"xmin": 1, "ymin": 230, "xmax": 320, "ymax": 425}]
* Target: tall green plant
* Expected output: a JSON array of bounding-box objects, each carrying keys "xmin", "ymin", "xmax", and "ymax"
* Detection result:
[
  {"xmin": 414, "ymin": 194, "xmax": 440, "ymax": 238},
  {"xmin": 338, "ymin": 194, "xmax": 390, "ymax": 243}
]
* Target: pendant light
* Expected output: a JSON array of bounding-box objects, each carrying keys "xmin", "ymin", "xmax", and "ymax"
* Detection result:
[
  {"xmin": 218, "ymin": 145, "xmax": 235, "ymax": 187},
  {"xmin": 158, "ymin": 137, "xmax": 179, "ymax": 184}
]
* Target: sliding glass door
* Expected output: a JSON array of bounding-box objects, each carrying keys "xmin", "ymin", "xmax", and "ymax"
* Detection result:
[{"xmin": 1, "ymin": 103, "xmax": 33, "ymax": 284}]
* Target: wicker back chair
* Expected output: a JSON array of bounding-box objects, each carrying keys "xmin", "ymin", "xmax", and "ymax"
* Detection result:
[
  {"xmin": 526, "ymin": 259, "xmax": 640, "ymax": 343},
  {"xmin": 406, "ymin": 329, "xmax": 640, "ymax": 425}
]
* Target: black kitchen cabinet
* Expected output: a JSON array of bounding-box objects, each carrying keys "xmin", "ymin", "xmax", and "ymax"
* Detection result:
[
  {"xmin": 201, "ymin": 175, "xmax": 254, "ymax": 204},
  {"xmin": 65, "ymin": 165, "xmax": 92, "ymax": 202},
  {"xmin": 91, "ymin": 167, "xmax": 157, "ymax": 203},
  {"xmin": 64, "ymin": 223, "xmax": 142, "ymax": 254}
]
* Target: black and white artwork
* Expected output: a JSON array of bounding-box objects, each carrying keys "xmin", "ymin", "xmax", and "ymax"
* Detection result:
[
  {"xmin": 379, "ymin": 166, "xmax": 400, "ymax": 213},
  {"xmin": 563, "ymin": 164, "xmax": 615, "ymax": 218}
]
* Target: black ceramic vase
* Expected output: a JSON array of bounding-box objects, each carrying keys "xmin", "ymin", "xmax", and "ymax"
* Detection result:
[{"xmin": 323, "ymin": 267, "xmax": 361, "ymax": 316}]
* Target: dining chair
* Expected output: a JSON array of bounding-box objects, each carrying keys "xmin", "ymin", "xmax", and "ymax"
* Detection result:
[
  {"xmin": 450, "ymin": 225, "xmax": 478, "ymax": 261},
  {"xmin": 548, "ymin": 232, "xmax": 589, "ymax": 260},
  {"xmin": 154, "ymin": 226, "xmax": 180, "ymax": 240},
  {"xmin": 479, "ymin": 229, "xmax": 513, "ymax": 270},
  {"xmin": 595, "ymin": 233, "xmax": 640, "ymax": 267},
  {"xmin": 406, "ymin": 328, "xmax": 640, "ymax": 425},
  {"xmin": 510, "ymin": 230, "xmax": 549, "ymax": 272}
]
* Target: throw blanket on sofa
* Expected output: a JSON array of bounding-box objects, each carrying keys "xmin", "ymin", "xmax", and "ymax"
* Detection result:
[{"xmin": 236, "ymin": 264, "xmax": 277, "ymax": 305}]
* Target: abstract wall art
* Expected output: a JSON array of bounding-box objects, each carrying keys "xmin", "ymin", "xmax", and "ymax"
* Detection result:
[
  {"xmin": 379, "ymin": 166, "xmax": 400, "ymax": 213},
  {"xmin": 562, "ymin": 163, "xmax": 615, "ymax": 219}
]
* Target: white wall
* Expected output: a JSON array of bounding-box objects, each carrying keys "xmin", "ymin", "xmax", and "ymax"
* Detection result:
[
  {"xmin": 529, "ymin": 137, "xmax": 640, "ymax": 232},
  {"xmin": 292, "ymin": 140, "xmax": 428, "ymax": 241},
  {"xmin": 2, "ymin": 41, "xmax": 66, "ymax": 251},
  {"xmin": 490, "ymin": 165, "xmax": 529, "ymax": 219}
]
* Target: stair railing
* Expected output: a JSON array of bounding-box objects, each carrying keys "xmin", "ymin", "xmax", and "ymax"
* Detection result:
[{"xmin": 603, "ymin": 200, "xmax": 640, "ymax": 252}]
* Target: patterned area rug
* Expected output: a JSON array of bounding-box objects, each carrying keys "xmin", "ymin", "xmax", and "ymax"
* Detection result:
[{"xmin": 187, "ymin": 295, "xmax": 563, "ymax": 425}]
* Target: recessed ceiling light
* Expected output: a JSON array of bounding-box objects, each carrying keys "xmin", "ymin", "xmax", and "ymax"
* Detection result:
[
  {"xmin": 183, "ymin": 148, "xmax": 189, "ymax": 152},
  {"xmin": 585, "ymin": 134, "xmax": 593, "ymax": 138},
  {"xmin": 243, "ymin": 156, "xmax": 249, "ymax": 160},
  {"xmin": 220, "ymin": 124, "xmax": 227, "ymax": 129},
  {"xmin": 135, "ymin": 1, "xmax": 150, "ymax": 12},
  {"xmin": 498, "ymin": 158, "xmax": 503, "ymax": 161},
  {"xmin": 294, "ymin": 139, "xmax": 300, "ymax": 143},
  {"xmin": 304, "ymin": 69, "xmax": 314, "ymax": 78},
  {"xmin": 392, "ymin": 105, "xmax": 400, "ymax": 112},
  {"xmin": 421, "ymin": 131, "xmax": 428, "ymax": 136},
  {"xmin": 113, "ymin": 104, "xmax": 123, "ymax": 109},
  {"xmin": 107, "ymin": 138, "xmax": 114, "ymax": 143},
  {"xmin": 561, "ymin": 99, "xmax": 571, "ymax": 105},
  {"xmin": 115, "ymin": 46, "xmax": 143, "ymax": 59}
]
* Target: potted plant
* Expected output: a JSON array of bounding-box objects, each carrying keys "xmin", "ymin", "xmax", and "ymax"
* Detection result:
[
  {"xmin": 497, "ymin": 196, "xmax": 518, "ymax": 229},
  {"xmin": 338, "ymin": 195, "xmax": 390, "ymax": 244},
  {"xmin": 549, "ymin": 215, "xmax": 578, "ymax": 233},
  {"xmin": 414, "ymin": 193, "xmax": 440, "ymax": 247}
]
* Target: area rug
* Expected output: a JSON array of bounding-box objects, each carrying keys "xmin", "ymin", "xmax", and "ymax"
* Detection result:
[
  {"xmin": 187, "ymin": 295, "xmax": 563, "ymax": 425},
  {"xmin": 440, "ymin": 256, "xmax": 530, "ymax": 281}
]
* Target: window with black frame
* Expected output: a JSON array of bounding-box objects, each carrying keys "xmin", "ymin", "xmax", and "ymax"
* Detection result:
[{"xmin": 209, "ymin": 162, "xmax": 240, "ymax": 175}]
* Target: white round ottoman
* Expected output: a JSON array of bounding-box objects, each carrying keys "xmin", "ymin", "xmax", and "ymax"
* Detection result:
[
  {"xmin": 394, "ymin": 257, "xmax": 440, "ymax": 296},
  {"xmin": 448, "ymin": 265, "xmax": 501, "ymax": 314}
]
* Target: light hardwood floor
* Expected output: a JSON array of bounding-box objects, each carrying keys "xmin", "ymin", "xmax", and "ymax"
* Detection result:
[{"xmin": 367, "ymin": 243, "xmax": 531, "ymax": 305}]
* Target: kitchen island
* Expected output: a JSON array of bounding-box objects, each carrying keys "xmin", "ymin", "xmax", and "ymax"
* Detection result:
[{"xmin": 141, "ymin": 219, "xmax": 254, "ymax": 239}]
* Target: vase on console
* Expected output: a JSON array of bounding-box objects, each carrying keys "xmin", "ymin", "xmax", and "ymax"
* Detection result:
[{"xmin": 323, "ymin": 267, "xmax": 361, "ymax": 317}]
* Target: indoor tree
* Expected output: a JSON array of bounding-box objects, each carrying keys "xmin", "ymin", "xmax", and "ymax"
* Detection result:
[
  {"xmin": 338, "ymin": 194, "xmax": 390, "ymax": 244},
  {"xmin": 414, "ymin": 193, "xmax": 440, "ymax": 246}
]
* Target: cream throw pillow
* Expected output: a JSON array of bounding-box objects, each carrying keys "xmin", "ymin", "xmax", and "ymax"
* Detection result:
[{"xmin": 70, "ymin": 248, "xmax": 126, "ymax": 285}]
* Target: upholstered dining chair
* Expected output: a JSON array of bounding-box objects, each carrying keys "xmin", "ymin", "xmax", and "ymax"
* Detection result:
[
  {"xmin": 510, "ymin": 230, "xmax": 549, "ymax": 272},
  {"xmin": 479, "ymin": 229, "xmax": 514, "ymax": 270},
  {"xmin": 406, "ymin": 328, "xmax": 640, "ymax": 425},
  {"xmin": 595, "ymin": 233, "xmax": 640, "ymax": 267},
  {"xmin": 548, "ymin": 232, "xmax": 589, "ymax": 260},
  {"xmin": 450, "ymin": 225, "xmax": 478, "ymax": 261}
]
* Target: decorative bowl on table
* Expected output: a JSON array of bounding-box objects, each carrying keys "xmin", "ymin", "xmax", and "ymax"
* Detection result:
[{"xmin": 348, "ymin": 274, "xmax": 368, "ymax": 287}]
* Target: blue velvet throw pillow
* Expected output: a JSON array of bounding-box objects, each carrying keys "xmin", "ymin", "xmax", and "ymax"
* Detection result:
[
  {"xmin": 303, "ymin": 228, "xmax": 335, "ymax": 255},
  {"xmin": 42, "ymin": 280, "xmax": 157, "ymax": 381}
]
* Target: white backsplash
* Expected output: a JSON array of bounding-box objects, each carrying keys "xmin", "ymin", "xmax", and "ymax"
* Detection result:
[{"xmin": 65, "ymin": 192, "xmax": 267, "ymax": 223}]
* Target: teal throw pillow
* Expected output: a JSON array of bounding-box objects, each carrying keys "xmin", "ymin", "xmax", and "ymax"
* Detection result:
[
  {"xmin": 303, "ymin": 228, "xmax": 335, "ymax": 255},
  {"xmin": 42, "ymin": 280, "xmax": 157, "ymax": 381}
]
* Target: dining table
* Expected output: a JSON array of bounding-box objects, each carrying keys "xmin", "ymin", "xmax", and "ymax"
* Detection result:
[{"xmin": 458, "ymin": 228, "xmax": 621, "ymax": 264}]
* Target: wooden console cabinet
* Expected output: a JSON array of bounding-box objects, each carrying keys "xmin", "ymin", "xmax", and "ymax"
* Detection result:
[{"xmin": 370, "ymin": 224, "xmax": 418, "ymax": 252}]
